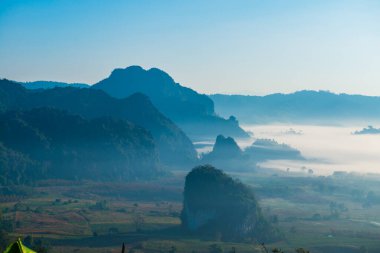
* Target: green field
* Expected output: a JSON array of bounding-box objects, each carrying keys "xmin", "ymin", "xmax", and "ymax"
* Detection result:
[{"xmin": 1, "ymin": 170, "xmax": 380, "ymax": 253}]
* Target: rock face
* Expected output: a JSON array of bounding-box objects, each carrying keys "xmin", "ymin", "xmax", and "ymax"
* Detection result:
[
  {"xmin": 92, "ymin": 66, "xmax": 249, "ymax": 140},
  {"xmin": 201, "ymin": 136, "xmax": 304, "ymax": 171},
  {"xmin": 211, "ymin": 135, "xmax": 242, "ymax": 157},
  {"xmin": 93, "ymin": 66, "xmax": 214, "ymax": 119},
  {"xmin": 181, "ymin": 165, "xmax": 267, "ymax": 241},
  {"xmin": 201, "ymin": 135, "xmax": 247, "ymax": 170}
]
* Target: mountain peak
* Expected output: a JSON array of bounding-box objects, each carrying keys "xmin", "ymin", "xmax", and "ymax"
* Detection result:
[
  {"xmin": 212, "ymin": 135, "xmax": 242, "ymax": 156},
  {"xmin": 93, "ymin": 66, "xmax": 248, "ymax": 140},
  {"xmin": 147, "ymin": 67, "xmax": 175, "ymax": 83},
  {"xmin": 109, "ymin": 65, "xmax": 144, "ymax": 77},
  {"xmin": 103, "ymin": 65, "xmax": 176, "ymax": 92}
]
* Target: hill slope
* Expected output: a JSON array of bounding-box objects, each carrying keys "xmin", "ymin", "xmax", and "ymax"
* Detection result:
[
  {"xmin": 0, "ymin": 79, "xmax": 197, "ymax": 167},
  {"xmin": 211, "ymin": 91, "xmax": 380, "ymax": 124},
  {"xmin": 0, "ymin": 108, "xmax": 161, "ymax": 183},
  {"xmin": 21, "ymin": 81, "xmax": 89, "ymax": 89},
  {"xmin": 181, "ymin": 165, "xmax": 278, "ymax": 241},
  {"xmin": 92, "ymin": 66, "xmax": 248, "ymax": 140}
]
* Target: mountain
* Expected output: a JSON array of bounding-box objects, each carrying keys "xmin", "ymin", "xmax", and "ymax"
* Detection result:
[
  {"xmin": 92, "ymin": 66, "xmax": 249, "ymax": 140},
  {"xmin": 21, "ymin": 81, "xmax": 89, "ymax": 90},
  {"xmin": 210, "ymin": 91, "xmax": 380, "ymax": 124},
  {"xmin": 181, "ymin": 165, "xmax": 279, "ymax": 242},
  {"xmin": 0, "ymin": 79, "xmax": 197, "ymax": 168},
  {"xmin": 0, "ymin": 142, "xmax": 36, "ymax": 185},
  {"xmin": 201, "ymin": 135, "xmax": 248, "ymax": 170},
  {"xmin": 245, "ymin": 139, "xmax": 304, "ymax": 161},
  {"xmin": 353, "ymin": 125, "xmax": 380, "ymax": 135},
  {"xmin": 0, "ymin": 108, "xmax": 161, "ymax": 183},
  {"xmin": 201, "ymin": 136, "xmax": 303, "ymax": 171},
  {"xmin": 205, "ymin": 135, "xmax": 242, "ymax": 158}
]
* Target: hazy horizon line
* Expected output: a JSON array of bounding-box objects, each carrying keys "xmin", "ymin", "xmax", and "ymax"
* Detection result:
[{"xmin": 4, "ymin": 74, "xmax": 380, "ymax": 98}]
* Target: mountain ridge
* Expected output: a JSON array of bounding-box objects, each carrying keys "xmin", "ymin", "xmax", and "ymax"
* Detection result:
[
  {"xmin": 21, "ymin": 81, "xmax": 89, "ymax": 89},
  {"xmin": 93, "ymin": 66, "xmax": 249, "ymax": 140},
  {"xmin": 0, "ymin": 107, "xmax": 162, "ymax": 183},
  {"xmin": 210, "ymin": 91, "xmax": 380, "ymax": 124},
  {"xmin": 0, "ymin": 79, "xmax": 197, "ymax": 168}
]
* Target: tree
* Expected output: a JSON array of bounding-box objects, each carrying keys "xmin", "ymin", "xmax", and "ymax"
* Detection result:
[
  {"xmin": 23, "ymin": 236, "xmax": 49, "ymax": 253},
  {"xmin": 108, "ymin": 227, "xmax": 119, "ymax": 235},
  {"xmin": 132, "ymin": 213, "xmax": 145, "ymax": 232},
  {"xmin": 270, "ymin": 215, "xmax": 279, "ymax": 224},
  {"xmin": 90, "ymin": 200, "xmax": 108, "ymax": 211},
  {"xmin": 0, "ymin": 229, "xmax": 10, "ymax": 251},
  {"xmin": 208, "ymin": 244, "xmax": 223, "ymax": 253},
  {"xmin": 295, "ymin": 249, "xmax": 309, "ymax": 253},
  {"xmin": 359, "ymin": 245, "xmax": 368, "ymax": 253},
  {"xmin": 169, "ymin": 246, "xmax": 177, "ymax": 253},
  {"xmin": 23, "ymin": 235, "xmax": 34, "ymax": 247}
]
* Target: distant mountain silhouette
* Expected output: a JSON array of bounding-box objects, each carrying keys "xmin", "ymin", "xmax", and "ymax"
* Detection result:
[
  {"xmin": 203, "ymin": 135, "xmax": 243, "ymax": 160},
  {"xmin": 202, "ymin": 136, "xmax": 303, "ymax": 171},
  {"xmin": 0, "ymin": 79, "xmax": 197, "ymax": 168},
  {"xmin": 211, "ymin": 91, "xmax": 380, "ymax": 124},
  {"xmin": 21, "ymin": 81, "xmax": 89, "ymax": 89},
  {"xmin": 92, "ymin": 66, "xmax": 248, "ymax": 140},
  {"xmin": 353, "ymin": 125, "xmax": 380, "ymax": 135},
  {"xmin": 0, "ymin": 108, "xmax": 161, "ymax": 183},
  {"xmin": 201, "ymin": 135, "xmax": 247, "ymax": 171},
  {"xmin": 245, "ymin": 139, "xmax": 304, "ymax": 161}
]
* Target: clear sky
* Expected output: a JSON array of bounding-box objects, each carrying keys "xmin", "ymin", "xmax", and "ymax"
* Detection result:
[{"xmin": 0, "ymin": 0, "xmax": 379, "ymax": 95}]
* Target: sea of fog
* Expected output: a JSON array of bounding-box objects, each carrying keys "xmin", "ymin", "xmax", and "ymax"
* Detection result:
[{"xmin": 195, "ymin": 125, "xmax": 380, "ymax": 176}]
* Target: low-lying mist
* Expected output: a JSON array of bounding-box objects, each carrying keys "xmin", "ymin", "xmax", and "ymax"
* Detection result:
[{"xmin": 240, "ymin": 124, "xmax": 380, "ymax": 175}]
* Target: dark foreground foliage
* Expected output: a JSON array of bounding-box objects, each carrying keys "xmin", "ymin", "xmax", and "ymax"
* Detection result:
[{"xmin": 0, "ymin": 108, "xmax": 162, "ymax": 184}]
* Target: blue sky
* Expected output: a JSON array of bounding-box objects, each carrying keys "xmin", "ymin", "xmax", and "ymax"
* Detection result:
[{"xmin": 0, "ymin": 0, "xmax": 379, "ymax": 95}]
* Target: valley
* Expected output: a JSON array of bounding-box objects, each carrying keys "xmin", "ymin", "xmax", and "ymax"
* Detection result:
[{"xmin": 2, "ymin": 169, "xmax": 380, "ymax": 253}]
